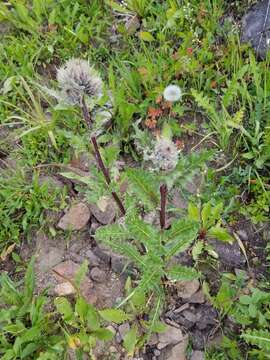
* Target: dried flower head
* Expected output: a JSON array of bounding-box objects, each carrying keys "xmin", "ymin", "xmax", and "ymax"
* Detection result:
[
  {"xmin": 152, "ymin": 137, "xmax": 179, "ymax": 172},
  {"xmin": 57, "ymin": 58, "xmax": 103, "ymax": 105},
  {"xmin": 163, "ymin": 85, "xmax": 182, "ymax": 102}
]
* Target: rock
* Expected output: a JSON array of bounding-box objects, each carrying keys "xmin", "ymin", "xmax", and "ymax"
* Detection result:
[
  {"xmin": 176, "ymin": 280, "xmax": 200, "ymax": 299},
  {"xmin": 191, "ymin": 330, "xmax": 205, "ymax": 350},
  {"xmin": 125, "ymin": 15, "xmax": 140, "ymax": 35},
  {"xmin": 58, "ymin": 202, "xmax": 91, "ymax": 230},
  {"xmin": 90, "ymin": 221, "xmax": 101, "ymax": 234},
  {"xmin": 52, "ymin": 260, "xmax": 94, "ymax": 303},
  {"xmin": 182, "ymin": 310, "xmax": 197, "ymax": 323},
  {"xmin": 93, "ymin": 245, "xmax": 129, "ymax": 274},
  {"xmin": 35, "ymin": 232, "xmax": 65, "ymax": 273},
  {"xmin": 54, "ymin": 282, "xmax": 75, "ymax": 296},
  {"xmin": 236, "ymin": 229, "xmax": 248, "ymax": 241},
  {"xmin": 118, "ymin": 323, "xmax": 130, "ymax": 341},
  {"xmin": 88, "ymin": 198, "xmax": 116, "ymax": 225},
  {"xmin": 85, "ymin": 249, "xmax": 101, "ymax": 267},
  {"xmin": 196, "ymin": 305, "xmax": 218, "ymax": 331},
  {"xmin": 167, "ymin": 336, "xmax": 189, "ymax": 360},
  {"xmin": 208, "ymin": 239, "xmax": 246, "ymax": 268},
  {"xmin": 241, "ymin": 0, "xmax": 270, "ymax": 59},
  {"xmin": 191, "ymin": 351, "xmax": 204, "ymax": 360},
  {"xmin": 148, "ymin": 333, "xmax": 159, "ymax": 346},
  {"xmin": 90, "ymin": 267, "xmax": 106, "ymax": 283},
  {"xmin": 158, "ymin": 325, "xmax": 184, "ymax": 350},
  {"xmin": 187, "ymin": 290, "xmax": 205, "ymax": 304}
]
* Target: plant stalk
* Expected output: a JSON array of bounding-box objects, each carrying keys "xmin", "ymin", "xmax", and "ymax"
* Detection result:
[
  {"xmin": 160, "ymin": 184, "xmax": 167, "ymax": 230},
  {"xmin": 80, "ymin": 98, "xmax": 126, "ymax": 216}
]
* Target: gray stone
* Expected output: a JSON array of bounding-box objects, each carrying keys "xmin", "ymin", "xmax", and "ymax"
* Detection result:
[
  {"xmin": 187, "ymin": 290, "xmax": 205, "ymax": 304},
  {"xmin": 158, "ymin": 325, "xmax": 184, "ymax": 350},
  {"xmin": 209, "ymin": 239, "xmax": 246, "ymax": 268},
  {"xmin": 176, "ymin": 280, "xmax": 200, "ymax": 299},
  {"xmin": 182, "ymin": 310, "xmax": 197, "ymax": 323},
  {"xmin": 85, "ymin": 249, "xmax": 101, "ymax": 266},
  {"xmin": 90, "ymin": 267, "xmax": 106, "ymax": 283},
  {"xmin": 191, "ymin": 351, "xmax": 204, "ymax": 360},
  {"xmin": 118, "ymin": 323, "xmax": 130, "ymax": 340},
  {"xmin": 164, "ymin": 336, "xmax": 189, "ymax": 360},
  {"xmin": 57, "ymin": 202, "xmax": 91, "ymax": 231},
  {"xmin": 236, "ymin": 229, "xmax": 248, "ymax": 241},
  {"xmin": 35, "ymin": 232, "xmax": 65, "ymax": 272},
  {"xmin": 241, "ymin": 0, "xmax": 270, "ymax": 59},
  {"xmin": 88, "ymin": 199, "xmax": 115, "ymax": 225}
]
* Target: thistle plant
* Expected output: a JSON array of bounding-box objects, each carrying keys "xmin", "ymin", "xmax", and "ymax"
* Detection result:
[{"xmin": 49, "ymin": 58, "xmax": 126, "ymax": 215}]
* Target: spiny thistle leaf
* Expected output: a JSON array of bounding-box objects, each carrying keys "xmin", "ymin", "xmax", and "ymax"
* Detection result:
[
  {"xmin": 126, "ymin": 169, "xmax": 159, "ymax": 209},
  {"xmin": 127, "ymin": 217, "xmax": 159, "ymax": 251},
  {"xmin": 95, "ymin": 224, "xmax": 130, "ymax": 242},
  {"xmin": 242, "ymin": 329, "xmax": 270, "ymax": 352},
  {"xmin": 165, "ymin": 265, "xmax": 199, "ymax": 281},
  {"xmin": 165, "ymin": 219, "xmax": 199, "ymax": 259}
]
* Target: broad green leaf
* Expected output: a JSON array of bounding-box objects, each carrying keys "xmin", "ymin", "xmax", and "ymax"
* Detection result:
[
  {"xmin": 123, "ymin": 326, "xmax": 138, "ymax": 356},
  {"xmin": 75, "ymin": 297, "xmax": 89, "ymax": 319},
  {"xmin": 165, "ymin": 265, "xmax": 199, "ymax": 281},
  {"xmin": 99, "ymin": 309, "xmax": 130, "ymax": 324},
  {"xmin": 86, "ymin": 304, "xmax": 100, "ymax": 330},
  {"xmin": 24, "ymin": 256, "xmax": 35, "ymax": 302},
  {"xmin": 92, "ymin": 328, "xmax": 114, "ymax": 341},
  {"xmin": 201, "ymin": 202, "xmax": 212, "ymax": 228},
  {"xmin": 139, "ymin": 31, "xmax": 155, "ymax": 42},
  {"xmin": 54, "ymin": 297, "xmax": 73, "ymax": 322},
  {"xmin": 188, "ymin": 203, "xmax": 200, "ymax": 222},
  {"xmin": 208, "ymin": 226, "xmax": 234, "ymax": 243},
  {"xmin": 21, "ymin": 343, "xmax": 39, "ymax": 359}
]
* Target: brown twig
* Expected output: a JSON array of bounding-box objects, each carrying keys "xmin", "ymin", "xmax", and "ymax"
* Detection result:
[
  {"xmin": 80, "ymin": 97, "xmax": 126, "ymax": 216},
  {"xmin": 160, "ymin": 184, "xmax": 167, "ymax": 230}
]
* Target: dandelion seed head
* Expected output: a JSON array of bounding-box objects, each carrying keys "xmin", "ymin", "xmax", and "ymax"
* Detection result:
[
  {"xmin": 57, "ymin": 58, "xmax": 103, "ymax": 105},
  {"xmin": 163, "ymin": 85, "xmax": 182, "ymax": 102},
  {"xmin": 152, "ymin": 137, "xmax": 179, "ymax": 172}
]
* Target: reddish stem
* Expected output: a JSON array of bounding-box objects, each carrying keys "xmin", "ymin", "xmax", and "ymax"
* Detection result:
[
  {"xmin": 80, "ymin": 98, "xmax": 126, "ymax": 216},
  {"xmin": 160, "ymin": 184, "xmax": 167, "ymax": 230}
]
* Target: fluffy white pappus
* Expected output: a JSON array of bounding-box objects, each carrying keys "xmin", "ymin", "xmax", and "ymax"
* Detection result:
[
  {"xmin": 152, "ymin": 137, "xmax": 179, "ymax": 172},
  {"xmin": 163, "ymin": 84, "xmax": 182, "ymax": 102},
  {"xmin": 57, "ymin": 58, "xmax": 103, "ymax": 105}
]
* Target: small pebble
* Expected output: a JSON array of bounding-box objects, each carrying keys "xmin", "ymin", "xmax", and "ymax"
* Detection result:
[{"xmin": 90, "ymin": 267, "xmax": 106, "ymax": 283}]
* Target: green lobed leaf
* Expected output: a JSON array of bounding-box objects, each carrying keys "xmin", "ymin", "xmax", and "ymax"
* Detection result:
[
  {"xmin": 95, "ymin": 224, "xmax": 130, "ymax": 243},
  {"xmin": 54, "ymin": 297, "xmax": 74, "ymax": 322},
  {"xmin": 126, "ymin": 169, "xmax": 159, "ymax": 209},
  {"xmin": 99, "ymin": 309, "xmax": 130, "ymax": 324},
  {"xmin": 208, "ymin": 226, "xmax": 234, "ymax": 243},
  {"xmin": 165, "ymin": 265, "xmax": 199, "ymax": 281},
  {"xmin": 165, "ymin": 219, "xmax": 199, "ymax": 258},
  {"xmin": 92, "ymin": 328, "xmax": 114, "ymax": 341},
  {"xmin": 123, "ymin": 326, "xmax": 138, "ymax": 356}
]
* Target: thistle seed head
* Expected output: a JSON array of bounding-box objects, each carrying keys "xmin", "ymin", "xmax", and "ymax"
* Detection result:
[
  {"xmin": 152, "ymin": 137, "xmax": 179, "ymax": 172},
  {"xmin": 163, "ymin": 85, "xmax": 182, "ymax": 102},
  {"xmin": 57, "ymin": 58, "xmax": 103, "ymax": 105}
]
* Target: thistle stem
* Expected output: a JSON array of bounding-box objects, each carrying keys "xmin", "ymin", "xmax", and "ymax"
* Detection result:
[
  {"xmin": 80, "ymin": 98, "xmax": 126, "ymax": 216},
  {"xmin": 81, "ymin": 96, "xmax": 92, "ymax": 129},
  {"xmin": 160, "ymin": 184, "xmax": 167, "ymax": 230}
]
